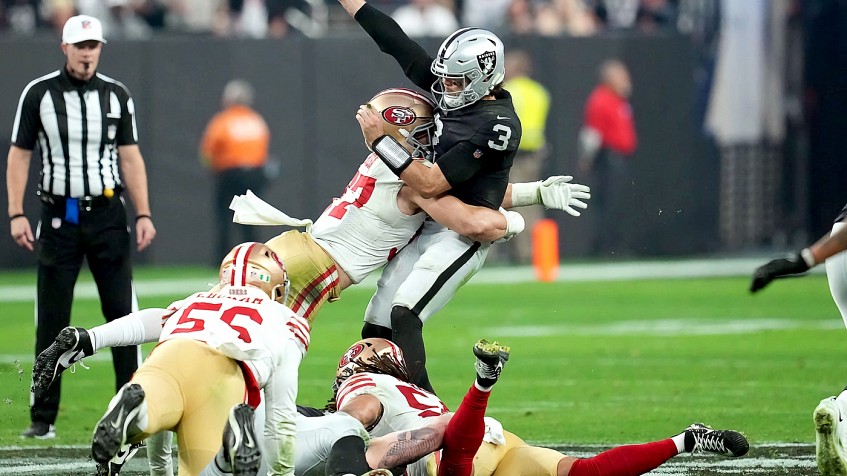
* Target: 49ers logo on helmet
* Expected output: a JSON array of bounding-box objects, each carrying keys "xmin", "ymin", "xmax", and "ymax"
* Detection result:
[
  {"xmin": 382, "ymin": 106, "xmax": 416, "ymax": 126},
  {"xmin": 339, "ymin": 343, "xmax": 366, "ymax": 368}
]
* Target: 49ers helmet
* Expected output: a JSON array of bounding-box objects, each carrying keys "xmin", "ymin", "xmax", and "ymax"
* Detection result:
[
  {"xmin": 430, "ymin": 28, "xmax": 505, "ymax": 111},
  {"xmin": 368, "ymin": 88, "xmax": 436, "ymax": 160},
  {"xmin": 219, "ymin": 242, "xmax": 290, "ymax": 304},
  {"xmin": 334, "ymin": 338, "xmax": 404, "ymax": 389}
]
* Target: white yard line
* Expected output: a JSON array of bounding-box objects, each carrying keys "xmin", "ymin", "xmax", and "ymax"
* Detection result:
[{"xmin": 0, "ymin": 257, "xmax": 819, "ymax": 303}]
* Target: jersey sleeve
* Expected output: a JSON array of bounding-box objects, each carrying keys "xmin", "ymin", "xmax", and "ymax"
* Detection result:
[
  {"xmin": 114, "ymin": 85, "xmax": 139, "ymax": 146},
  {"xmin": 354, "ymin": 3, "xmax": 436, "ymax": 90},
  {"xmin": 262, "ymin": 342, "xmax": 302, "ymax": 476},
  {"xmin": 335, "ymin": 373, "xmax": 379, "ymax": 409},
  {"xmin": 432, "ymin": 141, "xmax": 486, "ymax": 188},
  {"xmin": 11, "ymin": 85, "xmax": 42, "ymax": 150}
]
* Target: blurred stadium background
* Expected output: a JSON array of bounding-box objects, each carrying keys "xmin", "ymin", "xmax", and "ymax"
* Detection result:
[{"xmin": 1, "ymin": 0, "xmax": 847, "ymax": 474}]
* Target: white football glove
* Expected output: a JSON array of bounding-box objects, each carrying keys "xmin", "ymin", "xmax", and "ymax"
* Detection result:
[
  {"xmin": 538, "ymin": 176, "xmax": 591, "ymax": 216},
  {"xmin": 494, "ymin": 209, "xmax": 525, "ymax": 243},
  {"xmin": 510, "ymin": 176, "xmax": 591, "ymax": 217}
]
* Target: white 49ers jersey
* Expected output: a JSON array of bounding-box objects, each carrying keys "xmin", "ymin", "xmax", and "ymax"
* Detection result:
[
  {"xmin": 335, "ymin": 372, "xmax": 448, "ymax": 438},
  {"xmin": 160, "ymin": 286, "xmax": 310, "ymax": 390},
  {"xmin": 311, "ymin": 153, "xmax": 426, "ymax": 284}
]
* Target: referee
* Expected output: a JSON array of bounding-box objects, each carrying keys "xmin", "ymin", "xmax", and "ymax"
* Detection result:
[{"xmin": 6, "ymin": 15, "xmax": 156, "ymax": 439}]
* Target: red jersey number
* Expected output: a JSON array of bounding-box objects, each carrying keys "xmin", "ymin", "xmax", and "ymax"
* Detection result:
[
  {"xmin": 327, "ymin": 172, "xmax": 377, "ymax": 219},
  {"xmin": 396, "ymin": 385, "xmax": 448, "ymax": 418},
  {"xmin": 170, "ymin": 301, "xmax": 263, "ymax": 343}
]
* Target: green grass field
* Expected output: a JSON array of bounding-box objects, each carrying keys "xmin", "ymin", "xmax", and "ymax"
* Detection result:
[{"xmin": 0, "ymin": 265, "xmax": 843, "ymax": 459}]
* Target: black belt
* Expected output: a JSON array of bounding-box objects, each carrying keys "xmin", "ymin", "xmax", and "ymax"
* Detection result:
[{"xmin": 38, "ymin": 187, "xmax": 121, "ymax": 212}]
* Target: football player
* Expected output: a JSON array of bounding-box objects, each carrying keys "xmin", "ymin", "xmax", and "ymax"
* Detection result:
[
  {"xmin": 263, "ymin": 87, "xmax": 587, "ymax": 324},
  {"xmin": 336, "ymin": 0, "xmax": 590, "ymax": 394},
  {"xmin": 749, "ymin": 203, "xmax": 847, "ymax": 476},
  {"xmin": 325, "ymin": 339, "xmax": 750, "ymax": 476},
  {"xmin": 87, "ymin": 242, "xmax": 308, "ymax": 476}
]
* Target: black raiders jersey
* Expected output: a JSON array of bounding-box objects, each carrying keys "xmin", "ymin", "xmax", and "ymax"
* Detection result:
[
  {"xmin": 355, "ymin": 4, "xmax": 522, "ymax": 209},
  {"xmin": 431, "ymin": 92, "xmax": 522, "ymax": 209},
  {"xmin": 836, "ymin": 203, "xmax": 847, "ymax": 224}
]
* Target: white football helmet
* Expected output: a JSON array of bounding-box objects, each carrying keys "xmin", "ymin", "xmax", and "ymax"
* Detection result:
[
  {"xmin": 219, "ymin": 242, "xmax": 290, "ymax": 304},
  {"xmin": 334, "ymin": 338, "xmax": 404, "ymax": 390},
  {"xmin": 368, "ymin": 88, "xmax": 436, "ymax": 160},
  {"xmin": 430, "ymin": 28, "xmax": 506, "ymax": 111}
]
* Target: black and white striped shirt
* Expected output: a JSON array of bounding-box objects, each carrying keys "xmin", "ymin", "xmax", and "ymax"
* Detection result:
[{"xmin": 11, "ymin": 67, "xmax": 139, "ymax": 198}]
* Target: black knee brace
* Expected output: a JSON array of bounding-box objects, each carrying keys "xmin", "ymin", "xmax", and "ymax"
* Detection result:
[{"xmin": 390, "ymin": 306, "xmax": 435, "ymax": 394}]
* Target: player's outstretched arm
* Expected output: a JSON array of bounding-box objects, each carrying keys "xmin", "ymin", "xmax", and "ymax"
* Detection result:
[
  {"xmin": 750, "ymin": 224, "xmax": 847, "ymax": 293},
  {"xmin": 338, "ymin": 0, "xmax": 366, "ymax": 17},
  {"xmin": 404, "ymin": 187, "xmax": 524, "ymax": 242},
  {"xmin": 504, "ymin": 176, "xmax": 591, "ymax": 216},
  {"xmin": 365, "ymin": 413, "xmax": 451, "ymax": 469}
]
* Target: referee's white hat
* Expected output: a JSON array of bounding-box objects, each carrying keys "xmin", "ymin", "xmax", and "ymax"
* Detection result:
[{"xmin": 62, "ymin": 15, "xmax": 107, "ymax": 45}]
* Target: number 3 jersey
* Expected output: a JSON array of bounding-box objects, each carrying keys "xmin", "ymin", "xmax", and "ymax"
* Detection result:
[{"xmin": 311, "ymin": 153, "xmax": 427, "ymax": 284}]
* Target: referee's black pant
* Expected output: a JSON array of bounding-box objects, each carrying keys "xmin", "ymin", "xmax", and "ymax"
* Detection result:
[{"xmin": 32, "ymin": 196, "xmax": 140, "ymax": 426}]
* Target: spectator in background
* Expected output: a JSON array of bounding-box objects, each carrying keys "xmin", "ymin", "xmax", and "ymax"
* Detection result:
[
  {"xmin": 635, "ymin": 0, "xmax": 677, "ymax": 33},
  {"xmin": 535, "ymin": 0, "xmax": 598, "ymax": 36},
  {"xmin": 391, "ymin": 0, "xmax": 458, "ymax": 38},
  {"xmin": 42, "ymin": 0, "xmax": 76, "ymax": 35},
  {"xmin": 200, "ymin": 79, "xmax": 271, "ymax": 263},
  {"xmin": 506, "ymin": 0, "xmax": 537, "ymax": 35},
  {"xmin": 578, "ymin": 59, "xmax": 636, "ymax": 255},
  {"xmin": 495, "ymin": 49, "xmax": 551, "ymax": 264},
  {"xmin": 461, "ymin": 0, "xmax": 511, "ymax": 31}
]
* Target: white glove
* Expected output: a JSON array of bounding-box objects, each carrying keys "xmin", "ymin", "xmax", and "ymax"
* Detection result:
[
  {"xmin": 510, "ymin": 176, "xmax": 591, "ymax": 217},
  {"xmin": 494, "ymin": 209, "xmax": 525, "ymax": 243},
  {"xmin": 539, "ymin": 176, "xmax": 591, "ymax": 216}
]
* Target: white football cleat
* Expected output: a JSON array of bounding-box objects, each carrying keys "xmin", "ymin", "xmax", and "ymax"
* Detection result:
[{"xmin": 815, "ymin": 396, "xmax": 847, "ymax": 476}]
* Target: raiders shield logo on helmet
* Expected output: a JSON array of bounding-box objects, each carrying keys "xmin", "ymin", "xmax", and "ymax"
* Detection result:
[{"xmin": 477, "ymin": 51, "xmax": 496, "ymax": 77}]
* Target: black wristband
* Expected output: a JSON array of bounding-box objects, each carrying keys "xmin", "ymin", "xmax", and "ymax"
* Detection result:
[
  {"xmin": 136, "ymin": 214, "xmax": 152, "ymax": 222},
  {"xmin": 9, "ymin": 213, "xmax": 25, "ymax": 221},
  {"xmin": 373, "ymin": 135, "xmax": 413, "ymax": 176}
]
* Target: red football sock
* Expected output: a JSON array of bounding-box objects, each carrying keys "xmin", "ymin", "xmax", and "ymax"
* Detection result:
[
  {"xmin": 437, "ymin": 384, "xmax": 491, "ymax": 476},
  {"xmin": 568, "ymin": 439, "xmax": 678, "ymax": 476}
]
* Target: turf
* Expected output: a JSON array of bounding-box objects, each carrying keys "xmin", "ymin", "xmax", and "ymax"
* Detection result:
[{"xmin": 0, "ymin": 267, "xmax": 843, "ymax": 451}]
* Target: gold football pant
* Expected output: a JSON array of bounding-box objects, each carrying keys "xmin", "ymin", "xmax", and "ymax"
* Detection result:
[
  {"xmin": 131, "ymin": 339, "xmax": 246, "ymax": 476},
  {"xmin": 265, "ymin": 230, "xmax": 340, "ymax": 323},
  {"xmin": 473, "ymin": 431, "xmax": 563, "ymax": 476}
]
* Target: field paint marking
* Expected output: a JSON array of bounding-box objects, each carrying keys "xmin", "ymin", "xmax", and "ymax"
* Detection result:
[
  {"xmin": 0, "ymin": 444, "xmax": 817, "ymax": 475},
  {"xmin": 487, "ymin": 318, "xmax": 843, "ymax": 337},
  {"xmin": 0, "ymin": 258, "xmax": 820, "ymax": 303}
]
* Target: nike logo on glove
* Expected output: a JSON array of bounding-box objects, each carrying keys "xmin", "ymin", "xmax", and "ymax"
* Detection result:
[{"xmin": 496, "ymin": 115, "xmax": 510, "ymax": 120}]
